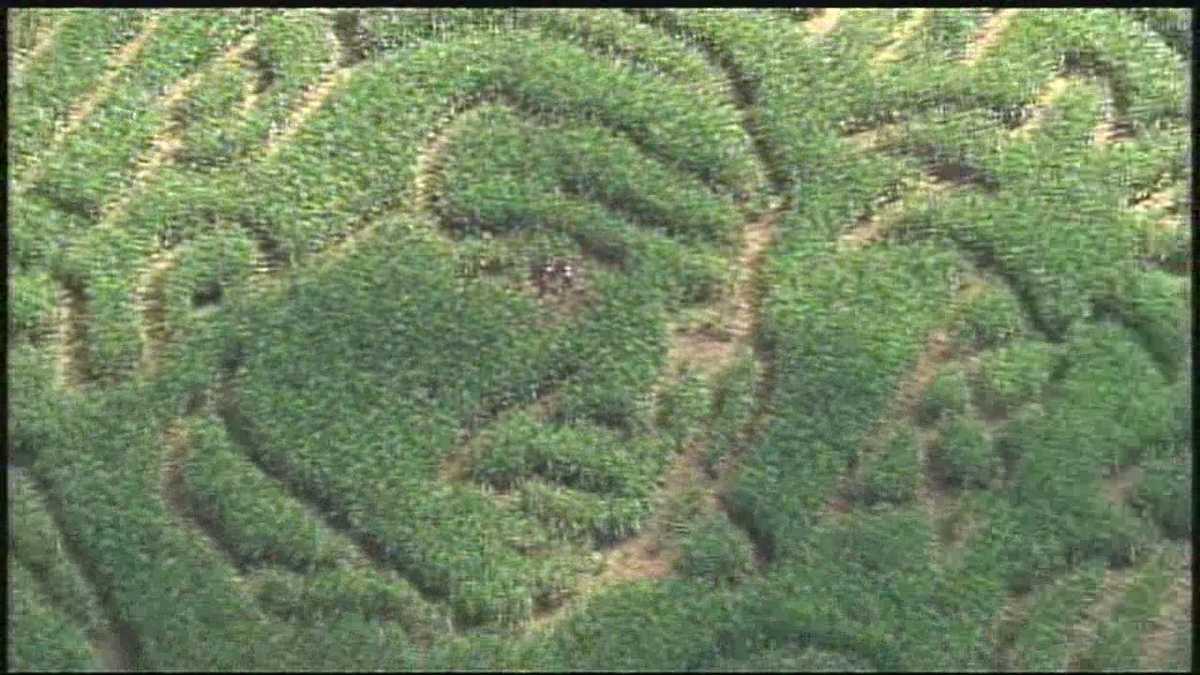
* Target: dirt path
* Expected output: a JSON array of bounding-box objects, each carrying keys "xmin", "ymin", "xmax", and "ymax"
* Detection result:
[
  {"xmin": 97, "ymin": 34, "xmax": 259, "ymax": 228},
  {"xmin": 1009, "ymin": 76, "xmax": 1072, "ymax": 140},
  {"xmin": 871, "ymin": 9, "xmax": 929, "ymax": 67},
  {"xmin": 261, "ymin": 19, "xmax": 355, "ymax": 160},
  {"xmin": 134, "ymin": 249, "xmax": 179, "ymax": 378},
  {"xmin": 13, "ymin": 16, "xmax": 160, "ymax": 195},
  {"xmin": 962, "ymin": 9, "xmax": 1019, "ymax": 67},
  {"xmin": 804, "ymin": 9, "xmax": 842, "ymax": 37},
  {"xmin": 832, "ymin": 280, "xmax": 985, "ymax": 515},
  {"xmin": 160, "ymin": 423, "xmax": 249, "ymax": 588},
  {"xmin": 838, "ymin": 176, "xmax": 950, "ymax": 251},
  {"xmin": 54, "ymin": 283, "xmax": 90, "ymax": 390}
]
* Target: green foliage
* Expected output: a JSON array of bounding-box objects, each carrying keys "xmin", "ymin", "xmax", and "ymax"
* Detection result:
[
  {"xmin": 471, "ymin": 413, "xmax": 661, "ymax": 498},
  {"xmin": 919, "ymin": 363, "xmax": 970, "ymax": 425},
  {"xmin": 1076, "ymin": 551, "xmax": 1178, "ymax": 671},
  {"xmin": 675, "ymin": 515, "xmax": 756, "ymax": 587},
  {"xmin": 655, "ymin": 367, "xmax": 712, "ymax": 452},
  {"xmin": 181, "ymin": 416, "xmax": 346, "ymax": 572},
  {"xmin": 9, "ymin": 270, "xmax": 57, "ymax": 340},
  {"xmin": 954, "ymin": 284, "xmax": 1027, "ymax": 350},
  {"xmin": 7, "ymin": 557, "xmax": 98, "ymax": 672},
  {"xmin": 516, "ymin": 479, "xmax": 649, "ymax": 546},
  {"xmin": 250, "ymin": 567, "xmax": 447, "ymax": 644},
  {"xmin": 1007, "ymin": 562, "xmax": 1107, "ymax": 671},
  {"xmin": 934, "ymin": 415, "xmax": 998, "ymax": 488},
  {"xmin": 857, "ymin": 428, "xmax": 921, "ymax": 505},
  {"xmin": 973, "ymin": 338, "xmax": 1059, "ymax": 414},
  {"xmin": 1134, "ymin": 451, "xmax": 1192, "ymax": 539},
  {"xmin": 8, "ymin": 472, "xmax": 107, "ymax": 639},
  {"xmin": 9, "ymin": 10, "xmax": 147, "ymax": 176}
]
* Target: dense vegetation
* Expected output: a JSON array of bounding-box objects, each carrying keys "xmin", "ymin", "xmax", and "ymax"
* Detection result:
[{"xmin": 7, "ymin": 8, "xmax": 1191, "ymax": 672}]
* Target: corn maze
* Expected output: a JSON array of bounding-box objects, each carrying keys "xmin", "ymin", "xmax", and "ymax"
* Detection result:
[{"xmin": 7, "ymin": 8, "xmax": 1193, "ymax": 672}]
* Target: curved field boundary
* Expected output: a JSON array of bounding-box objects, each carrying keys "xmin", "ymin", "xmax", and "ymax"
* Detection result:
[
  {"xmin": 260, "ymin": 17, "xmax": 354, "ymax": 159},
  {"xmin": 160, "ymin": 423, "xmax": 253, "ymax": 588},
  {"xmin": 96, "ymin": 34, "xmax": 259, "ymax": 229},
  {"xmin": 13, "ymin": 15, "xmax": 160, "ymax": 197}
]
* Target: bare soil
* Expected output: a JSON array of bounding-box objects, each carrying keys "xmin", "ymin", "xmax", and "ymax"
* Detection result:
[
  {"xmin": 1138, "ymin": 547, "xmax": 1193, "ymax": 670},
  {"xmin": 838, "ymin": 176, "xmax": 950, "ymax": 251},
  {"xmin": 55, "ymin": 283, "xmax": 90, "ymax": 390},
  {"xmin": 1064, "ymin": 566, "xmax": 1138, "ymax": 671},
  {"xmin": 804, "ymin": 9, "xmax": 842, "ymax": 37}
]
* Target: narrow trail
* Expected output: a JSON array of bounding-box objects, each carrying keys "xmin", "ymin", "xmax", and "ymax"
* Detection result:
[
  {"xmin": 97, "ymin": 34, "xmax": 260, "ymax": 229},
  {"xmin": 871, "ymin": 9, "xmax": 929, "ymax": 67},
  {"xmin": 838, "ymin": 176, "xmax": 951, "ymax": 251},
  {"xmin": 832, "ymin": 280, "xmax": 986, "ymax": 515},
  {"xmin": 54, "ymin": 283, "xmax": 90, "ymax": 391},
  {"xmin": 1064, "ymin": 566, "xmax": 1139, "ymax": 671},
  {"xmin": 804, "ymin": 9, "xmax": 842, "ymax": 37},
  {"xmin": 962, "ymin": 9, "xmax": 1019, "ymax": 67},
  {"xmin": 13, "ymin": 16, "xmax": 161, "ymax": 196},
  {"xmin": 160, "ymin": 423, "xmax": 251, "ymax": 589},
  {"xmin": 134, "ymin": 249, "xmax": 179, "ymax": 378},
  {"xmin": 526, "ymin": 205, "xmax": 785, "ymax": 637},
  {"xmin": 1009, "ymin": 76, "xmax": 1072, "ymax": 140},
  {"xmin": 990, "ymin": 588, "xmax": 1037, "ymax": 670},
  {"xmin": 9, "ymin": 14, "xmax": 62, "ymax": 84},
  {"xmin": 261, "ymin": 18, "xmax": 356, "ymax": 160}
]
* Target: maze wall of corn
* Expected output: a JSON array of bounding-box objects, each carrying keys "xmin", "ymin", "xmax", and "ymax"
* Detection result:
[{"xmin": 7, "ymin": 8, "xmax": 1192, "ymax": 672}]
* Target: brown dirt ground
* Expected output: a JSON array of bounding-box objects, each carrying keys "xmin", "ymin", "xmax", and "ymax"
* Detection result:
[
  {"xmin": 1138, "ymin": 547, "xmax": 1193, "ymax": 670},
  {"xmin": 134, "ymin": 250, "xmax": 179, "ymax": 377},
  {"xmin": 838, "ymin": 176, "xmax": 950, "ymax": 251},
  {"xmin": 804, "ymin": 9, "xmax": 842, "ymax": 37}
]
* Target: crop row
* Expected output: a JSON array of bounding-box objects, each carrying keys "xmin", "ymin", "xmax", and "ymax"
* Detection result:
[
  {"xmin": 8, "ymin": 556, "xmax": 98, "ymax": 671},
  {"xmin": 49, "ymin": 24, "xmax": 754, "ymax": 389},
  {"xmin": 221, "ymin": 225, "xmax": 603, "ymax": 626},
  {"xmin": 8, "ymin": 10, "xmax": 147, "ymax": 178},
  {"xmin": 8, "ymin": 471, "xmax": 108, "ymax": 639}
]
